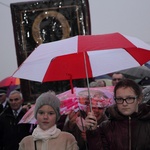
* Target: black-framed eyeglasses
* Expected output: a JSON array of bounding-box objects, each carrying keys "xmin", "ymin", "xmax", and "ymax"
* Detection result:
[{"xmin": 114, "ymin": 96, "xmax": 137, "ymax": 104}]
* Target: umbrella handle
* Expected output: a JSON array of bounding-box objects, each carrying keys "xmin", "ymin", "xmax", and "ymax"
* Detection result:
[{"xmin": 68, "ymin": 74, "xmax": 74, "ymax": 94}]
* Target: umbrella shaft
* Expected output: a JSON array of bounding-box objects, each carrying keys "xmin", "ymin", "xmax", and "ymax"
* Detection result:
[{"xmin": 83, "ymin": 52, "xmax": 92, "ymax": 112}]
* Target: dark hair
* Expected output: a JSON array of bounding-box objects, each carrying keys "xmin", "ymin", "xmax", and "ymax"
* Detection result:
[
  {"xmin": 102, "ymin": 80, "xmax": 106, "ymax": 87},
  {"xmin": 114, "ymin": 79, "xmax": 142, "ymax": 98}
]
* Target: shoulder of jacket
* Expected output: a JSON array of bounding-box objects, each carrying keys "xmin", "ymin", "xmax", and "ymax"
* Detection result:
[
  {"xmin": 60, "ymin": 131, "xmax": 76, "ymax": 139},
  {"xmin": 100, "ymin": 119, "xmax": 112, "ymax": 129},
  {"xmin": 21, "ymin": 135, "xmax": 33, "ymax": 142}
]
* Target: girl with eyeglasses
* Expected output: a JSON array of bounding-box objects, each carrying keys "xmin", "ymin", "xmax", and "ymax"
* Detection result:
[{"xmin": 85, "ymin": 79, "xmax": 150, "ymax": 150}]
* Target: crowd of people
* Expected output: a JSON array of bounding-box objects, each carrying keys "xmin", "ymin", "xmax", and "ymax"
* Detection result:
[{"xmin": 0, "ymin": 72, "xmax": 150, "ymax": 150}]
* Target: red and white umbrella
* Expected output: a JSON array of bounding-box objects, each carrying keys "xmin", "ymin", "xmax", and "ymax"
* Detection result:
[{"xmin": 13, "ymin": 32, "xmax": 150, "ymax": 83}]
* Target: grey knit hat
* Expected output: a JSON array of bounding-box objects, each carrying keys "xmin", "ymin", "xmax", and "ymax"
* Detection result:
[{"xmin": 34, "ymin": 92, "xmax": 60, "ymax": 121}]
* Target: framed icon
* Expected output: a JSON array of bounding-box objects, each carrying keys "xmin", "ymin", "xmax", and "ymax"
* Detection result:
[{"xmin": 10, "ymin": 0, "xmax": 91, "ymax": 102}]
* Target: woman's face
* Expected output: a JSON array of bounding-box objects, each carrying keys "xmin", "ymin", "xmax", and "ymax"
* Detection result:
[
  {"xmin": 92, "ymin": 107, "xmax": 105, "ymax": 120},
  {"xmin": 37, "ymin": 105, "xmax": 57, "ymax": 130},
  {"xmin": 115, "ymin": 87, "xmax": 141, "ymax": 116}
]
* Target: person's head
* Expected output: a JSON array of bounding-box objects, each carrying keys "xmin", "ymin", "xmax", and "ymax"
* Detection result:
[
  {"xmin": 90, "ymin": 80, "xmax": 106, "ymax": 87},
  {"xmin": 112, "ymin": 72, "xmax": 125, "ymax": 86},
  {"xmin": 97, "ymin": 80, "xmax": 106, "ymax": 87},
  {"xmin": 86, "ymin": 98, "xmax": 107, "ymax": 120},
  {"xmin": 91, "ymin": 107, "xmax": 105, "ymax": 121},
  {"xmin": 0, "ymin": 89, "xmax": 7, "ymax": 104},
  {"xmin": 85, "ymin": 91, "xmax": 109, "ymax": 120},
  {"xmin": 89, "ymin": 81, "xmax": 98, "ymax": 87},
  {"xmin": 8, "ymin": 90, "xmax": 23, "ymax": 111},
  {"xmin": 34, "ymin": 92, "xmax": 60, "ymax": 130},
  {"xmin": 114, "ymin": 79, "xmax": 142, "ymax": 116}
]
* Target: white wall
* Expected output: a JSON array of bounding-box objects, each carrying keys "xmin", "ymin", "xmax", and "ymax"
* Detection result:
[
  {"xmin": 0, "ymin": 0, "xmax": 150, "ymax": 80},
  {"xmin": 89, "ymin": 0, "xmax": 150, "ymax": 43}
]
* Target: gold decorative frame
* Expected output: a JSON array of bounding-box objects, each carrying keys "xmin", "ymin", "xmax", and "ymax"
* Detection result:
[{"xmin": 32, "ymin": 10, "xmax": 70, "ymax": 45}]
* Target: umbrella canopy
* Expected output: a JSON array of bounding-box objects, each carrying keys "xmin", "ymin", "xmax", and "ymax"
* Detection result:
[
  {"xmin": 19, "ymin": 86, "xmax": 114, "ymax": 124},
  {"xmin": 0, "ymin": 76, "xmax": 20, "ymax": 88},
  {"xmin": 120, "ymin": 66, "xmax": 150, "ymax": 79},
  {"xmin": 142, "ymin": 86, "xmax": 150, "ymax": 103},
  {"xmin": 12, "ymin": 32, "xmax": 150, "ymax": 83},
  {"xmin": 58, "ymin": 86, "xmax": 114, "ymax": 114}
]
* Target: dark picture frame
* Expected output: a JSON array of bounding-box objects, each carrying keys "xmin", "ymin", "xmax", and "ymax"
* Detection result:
[{"xmin": 10, "ymin": 0, "xmax": 91, "ymax": 102}]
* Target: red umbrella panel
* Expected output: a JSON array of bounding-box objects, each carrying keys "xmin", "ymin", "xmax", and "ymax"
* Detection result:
[
  {"xmin": 13, "ymin": 32, "xmax": 150, "ymax": 83},
  {"xmin": 0, "ymin": 76, "xmax": 20, "ymax": 88},
  {"xmin": 19, "ymin": 86, "xmax": 114, "ymax": 124}
]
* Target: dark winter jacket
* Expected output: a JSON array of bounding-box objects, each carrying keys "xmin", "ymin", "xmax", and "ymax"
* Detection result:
[
  {"xmin": 63, "ymin": 110, "xmax": 108, "ymax": 150},
  {"xmin": 63, "ymin": 111, "xmax": 88, "ymax": 150},
  {"xmin": 0, "ymin": 101, "xmax": 10, "ymax": 114},
  {"xmin": 0, "ymin": 107, "xmax": 33, "ymax": 150},
  {"xmin": 87, "ymin": 103, "xmax": 150, "ymax": 150}
]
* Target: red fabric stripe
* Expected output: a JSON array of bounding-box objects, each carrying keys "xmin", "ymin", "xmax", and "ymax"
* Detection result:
[
  {"xmin": 43, "ymin": 53, "xmax": 92, "ymax": 82},
  {"xmin": 125, "ymin": 48, "xmax": 150, "ymax": 65},
  {"xmin": 78, "ymin": 33, "xmax": 135, "ymax": 52}
]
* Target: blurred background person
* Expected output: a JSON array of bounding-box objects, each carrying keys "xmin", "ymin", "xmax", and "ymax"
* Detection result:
[
  {"xmin": 111, "ymin": 72, "xmax": 125, "ymax": 86},
  {"xmin": 0, "ymin": 90, "xmax": 33, "ymax": 150},
  {"xmin": 89, "ymin": 80, "xmax": 106, "ymax": 87},
  {"xmin": 96, "ymin": 80, "xmax": 106, "ymax": 87},
  {"xmin": 0, "ymin": 88, "xmax": 9, "ymax": 114},
  {"xmin": 63, "ymin": 91, "xmax": 109, "ymax": 150}
]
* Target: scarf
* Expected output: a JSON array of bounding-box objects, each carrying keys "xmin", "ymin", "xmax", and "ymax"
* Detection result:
[{"xmin": 32, "ymin": 125, "xmax": 61, "ymax": 150}]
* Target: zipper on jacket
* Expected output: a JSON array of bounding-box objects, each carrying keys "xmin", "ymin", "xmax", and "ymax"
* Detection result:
[{"xmin": 128, "ymin": 116, "xmax": 131, "ymax": 150}]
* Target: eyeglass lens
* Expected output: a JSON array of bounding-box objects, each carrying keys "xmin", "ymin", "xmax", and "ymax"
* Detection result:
[{"xmin": 115, "ymin": 97, "xmax": 137, "ymax": 104}]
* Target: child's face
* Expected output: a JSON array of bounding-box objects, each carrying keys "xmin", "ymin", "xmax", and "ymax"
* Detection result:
[{"xmin": 37, "ymin": 105, "xmax": 57, "ymax": 130}]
